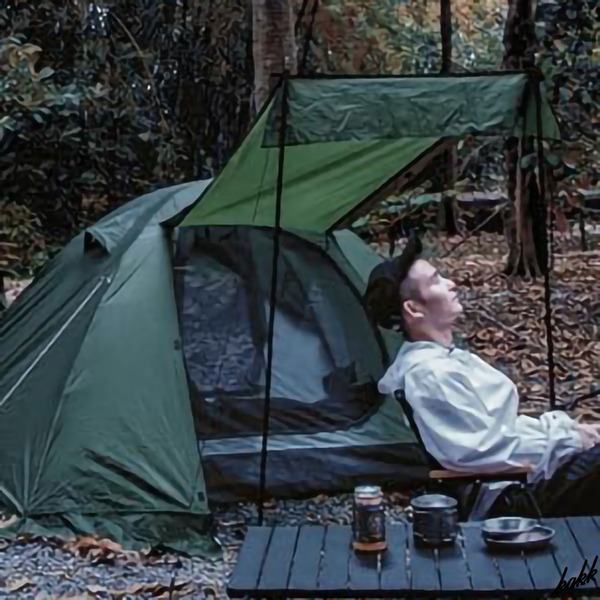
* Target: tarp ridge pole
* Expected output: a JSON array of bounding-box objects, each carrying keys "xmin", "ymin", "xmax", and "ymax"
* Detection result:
[
  {"xmin": 440, "ymin": 0, "xmax": 452, "ymax": 74},
  {"xmin": 533, "ymin": 71, "xmax": 556, "ymax": 411},
  {"xmin": 258, "ymin": 73, "xmax": 289, "ymax": 525}
]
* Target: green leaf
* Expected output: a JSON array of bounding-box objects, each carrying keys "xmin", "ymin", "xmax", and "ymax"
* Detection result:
[
  {"xmin": 352, "ymin": 217, "xmax": 369, "ymax": 228},
  {"xmin": 35, "ymin": 67, "xmax": 54, "ymax": 80},
  {"xmin": 520, "ymin": 153, "xmax": 538, "ymax": 169},
  {"xmin": 554, "ymin": 39, "xmax": 568, "ymax": 53},
  {"xmin": 62, "ymin": 127, "xmax": 81, "ymax": 137},
  {"xmin": 559, "ymin": 87, "xmax": 572, "ymax": 102},
  {"xmin": 581, "ymin": 90, "xmax": 592, "ymax": 105},
  {"xmin": 410, "ymin": 193, "xmax": 442, "ymax": 207}
]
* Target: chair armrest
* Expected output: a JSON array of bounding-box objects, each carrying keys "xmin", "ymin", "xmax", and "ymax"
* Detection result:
[{"xmin": 429, "ymin": 464, "xmax": 533, "ymax": 482}]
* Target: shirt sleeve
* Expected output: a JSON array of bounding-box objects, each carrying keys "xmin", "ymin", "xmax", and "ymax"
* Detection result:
[
  {"xmin": 404, "ymin": 363, "xmax": 582, "ymax": 479},
  {"xmin": 514, "ymin": 412, "xmax": 583, "ymax": 480}
]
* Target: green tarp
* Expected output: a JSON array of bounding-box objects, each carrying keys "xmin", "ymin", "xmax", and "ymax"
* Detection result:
[
  {"xmin": 263, "ymin": 75, "xmax": 561, "ymax": 146},
  {"xmin": 181, "ymin": 104, "xmax": 438, "ymax": 231},
  {"xmin": 181, "ymin": 73, "xmax": 561, "ymax": 231}
]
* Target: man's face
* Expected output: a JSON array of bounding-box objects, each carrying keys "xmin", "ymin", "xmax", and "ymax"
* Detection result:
[{"xmin": 403, "ymin": 259, "xmax": 463, "ymax": 328}]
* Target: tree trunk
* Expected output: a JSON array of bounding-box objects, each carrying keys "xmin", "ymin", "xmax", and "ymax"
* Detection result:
[
  {"xmin": 252, "ymin": 0, "xmax": 298, "ymax": 113},
  {"xmin": 502, "ymin": 0, "xmax": 547, "ymax": 278}
]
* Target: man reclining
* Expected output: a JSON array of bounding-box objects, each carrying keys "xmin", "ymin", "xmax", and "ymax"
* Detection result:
[{"xmin": 365, "ymin": 231, "xmax": 600, "ymax": 518}]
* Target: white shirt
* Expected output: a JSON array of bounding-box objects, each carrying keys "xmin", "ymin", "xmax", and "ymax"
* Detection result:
[{"xmin": 379, "ymin": 340, "xmax": 583, "ymax": 518}]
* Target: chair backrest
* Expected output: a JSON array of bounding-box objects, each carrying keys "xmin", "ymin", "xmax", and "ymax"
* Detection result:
[{"xmin": 394, "ymin": 389, "xmax": 444, "ymax": 470}]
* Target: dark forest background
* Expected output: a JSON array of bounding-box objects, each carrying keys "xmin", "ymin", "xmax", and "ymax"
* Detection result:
[{"xmin": 1, "ymin": 0, "xmax": 598, "ymax": 278}]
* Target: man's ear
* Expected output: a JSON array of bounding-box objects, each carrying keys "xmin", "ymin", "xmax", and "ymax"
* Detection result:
[{"xmin": 404, "ymin": 299, "xmax": 425, "ymax": 320}]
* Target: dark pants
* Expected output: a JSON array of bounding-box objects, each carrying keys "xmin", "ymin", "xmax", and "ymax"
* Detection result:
[{"xmin": 487, "ymin": 445, "xmax": 600, "ymax": 518}]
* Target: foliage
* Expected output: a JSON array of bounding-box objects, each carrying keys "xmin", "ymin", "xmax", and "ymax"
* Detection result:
[
  {"xmin": 1, "ymin": 1, "xmax": 252, "ymax": 276},
  {"xmin": 0, "ymin": 200, "xmax": 46, "ymax": 276},
  {"xmin": 305, "ymin": 0, "xmax": 600, "ymax": 247},
  {"xmin": 313, "ymin": 0, "xmax": 508, "ymax": 74},
  {"xmin": 2, "ymin": 0, "xmax": 599, "ymax": 277},
  {"xmin": 537, "ymin": 0, "xmax": 600, "ymax": 198}
]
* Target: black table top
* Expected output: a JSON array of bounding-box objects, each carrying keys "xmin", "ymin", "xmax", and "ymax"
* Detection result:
[{"xmin": 228, "ymin": 517, "xmax": 600, "ymax": 598}]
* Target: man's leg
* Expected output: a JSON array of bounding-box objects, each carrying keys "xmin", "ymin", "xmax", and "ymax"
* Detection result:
[{"xmin": 487, "ymin": 445, "xmax": 600, "ymax": 518}]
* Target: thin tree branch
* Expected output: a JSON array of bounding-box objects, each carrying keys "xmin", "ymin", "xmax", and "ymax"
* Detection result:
[
  {"xmin": 441, "ymin": 201, "xmax": 509, "ymax": 258},
  {"xmin": 109, "ymin": 11, "xmax": 171, "ymax": 135}
]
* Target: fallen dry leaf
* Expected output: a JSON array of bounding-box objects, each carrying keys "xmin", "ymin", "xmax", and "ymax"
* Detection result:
[
  {"xmin": 63, "ymin": 535, "xmax": 142, "ymax": 565},
  {"xmin": 0, "ymin": 514, "xmax": 19, "ymax": 528},
  {"xmin": 125, "ymin": 580, "xmax": 193, "ymax": 595},
  {"xmin": 9, "ymin": 576, "xmax": 33, "ymax": 592},
  {"xmin": 156, "ymin": 585, "xmax": 195, "ymax": 600},
  {"xmin": 85, "ymin": 584, "xmax": 108, "ymax": 594},
  {"xmin": 39, "ymin": 595, "xmax": 93, "ymax": 600}
]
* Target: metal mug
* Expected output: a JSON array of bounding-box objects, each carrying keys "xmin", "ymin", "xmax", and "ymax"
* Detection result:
[{"xmin": 410, "ymin": 494, "xmax": 458, "ymax": 546}]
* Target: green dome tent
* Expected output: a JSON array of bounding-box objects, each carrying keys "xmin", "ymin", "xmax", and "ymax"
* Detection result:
[
  {"xmin": 0, "ymin": 182, "xmax": 219, "ymax": 555},
  {"xmin": 0, "ymin": 72, "xmax": 560, "ymax": 554}
]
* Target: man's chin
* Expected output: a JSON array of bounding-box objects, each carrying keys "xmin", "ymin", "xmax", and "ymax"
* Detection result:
[{"xmin": 452, "ymin": 305, "xmax": 464, "ymax": 319}]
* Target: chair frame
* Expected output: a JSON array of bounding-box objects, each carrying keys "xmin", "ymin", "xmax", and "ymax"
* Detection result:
[{"xmin": 394, "ymin": 390, "xmax": 540, "ymax": 520}]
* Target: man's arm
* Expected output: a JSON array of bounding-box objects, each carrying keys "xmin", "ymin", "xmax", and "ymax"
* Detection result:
[{"xmin": 562, "ymin": 420, "xmax": 600, "ymax": 450}]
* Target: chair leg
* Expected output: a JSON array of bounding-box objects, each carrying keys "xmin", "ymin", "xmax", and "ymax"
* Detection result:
[
  {"xmin": 463, "ymin": 480, "xmax": 482, "ymax": 521},
  {"xmin": 520, "ymin": 483, "xmax": 543, "ymax": 520}
]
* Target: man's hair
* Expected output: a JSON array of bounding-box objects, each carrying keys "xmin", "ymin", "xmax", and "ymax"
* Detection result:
[{"xmin": 363, "ymin": 230, "xmax": 423, "ymax": 331}]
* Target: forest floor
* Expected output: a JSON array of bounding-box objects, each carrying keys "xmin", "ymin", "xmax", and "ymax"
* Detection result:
[{"xmin": 1, "ymin": 224, "xmax": 599, "ymax": 599}]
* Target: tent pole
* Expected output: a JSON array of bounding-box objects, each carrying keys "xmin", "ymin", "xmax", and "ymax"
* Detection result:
[
  {"xmin": 258, "ymin": 73, "xmax": 289, "ymax": 525},
  {"xmin": 533, "ymin": 73, "xmax": 556, "ymax": 411},
  {"xmin": 440, "ymin": 0, "xmax": 452, "ymax": 74}
]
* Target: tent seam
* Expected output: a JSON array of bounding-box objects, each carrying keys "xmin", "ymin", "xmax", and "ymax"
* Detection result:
[
  {"xmin": 27, "ymin": 276, "xmax": 114, "ymax": 510},
  {"xmin": 28, "ymin": 188, "xmax": 183, "ymax": 509}
]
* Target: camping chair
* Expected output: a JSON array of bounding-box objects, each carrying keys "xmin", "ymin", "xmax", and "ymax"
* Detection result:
[{"xmin": 394, "ymin": 389, "xmax": 541, "ymax": 521}]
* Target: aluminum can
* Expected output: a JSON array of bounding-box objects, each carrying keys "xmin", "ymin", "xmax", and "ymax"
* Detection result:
[{"xmin": 352, "ymin": 485, "xmax": 387, "ymax": 552}]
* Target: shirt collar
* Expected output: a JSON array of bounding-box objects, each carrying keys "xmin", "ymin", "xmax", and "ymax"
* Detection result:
[{"xmin": 405, "ymin": 339, "xmax": 455, "ymax": 353}]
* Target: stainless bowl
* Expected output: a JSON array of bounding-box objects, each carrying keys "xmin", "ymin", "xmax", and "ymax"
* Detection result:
[
  {"xmin": 482, "ymin": 524, "xmax": 555, "ymax": 552},
  {"xmin": 481, "ymin": 517, "xmax": 538, "ymax": 540}
]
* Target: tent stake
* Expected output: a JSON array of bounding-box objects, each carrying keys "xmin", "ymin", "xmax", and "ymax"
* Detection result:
[
  {"xmin": 258, "ymin": 73, "xmax": 289, "ymax": 525},
  {"xmin": 533, "ymin": 74, "xmax": 556, "ymax": 411}
]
